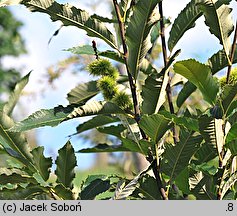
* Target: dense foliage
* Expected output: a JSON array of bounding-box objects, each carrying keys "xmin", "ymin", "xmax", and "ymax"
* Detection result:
[{"xmin": 0, "ymin": 0, "xmax": 237, "ymax": 200}]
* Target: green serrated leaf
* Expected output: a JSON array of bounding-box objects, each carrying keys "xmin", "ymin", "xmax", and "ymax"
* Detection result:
[
  {"xmin": 161, "ymin": 130, "xmax": 202, "ymax": 182},
  {"xmin": 78, "ymin": 139, "xmax": 153, "ymax": 155},
  {"xmin": 221, "ymin": 171, "xmax": 237, "ymax": 199},
  {"xmin": 175, "ymin": 167, "xmax": 190, "ymax": 195},
  {"xmin": 198, "ymin": 116, "xmax": 224, "ymax": 159},
  {"xmin": 31, "ymin": 146, "xmax": 52, "ymax": 181},
  {"xmin": 226, "ymin": 122, "xmax": 237, "ymax": 143},
  {"xmin": 141, "ymin": 76, "xmax": 162, "ymax": 114},
  {"xmin": 126, "ymin": 0, "xmax": 160, "ymax": 79},
  {"xmin": 66, "ymin": 45, "xmax": 124, "ymax": 63},
  {"xmin": 3, "ymin": 72, "xmax": 31, "ymax": 116},
  {"xmin": 197, "ymin": 0, "xmax": 234, "ymax": 64},
  {"xmin": 55, "ymin": 141, "xmax": 77, "ymax": 189},
  {"xmin": 0, "ymin": 168, "xmax": 36, "ymax": 185},
  {"xmin": 134, "ymin": 175, "xmax": 161, "ymax": 200},
  {"xmin": 21, "ymin": 0, "xmax": 117, "ymax": 50},
  {"xmin": 208, "ymin": 45, "xmax": 237, "ymax": 74},
  {"xmin": 64, "ymin": 101, "xmax": 125, "ymax": 122},
  {"xmin": 76, "ymin": 115, "xmax": 120, "ymax": 134},
  {"xmin": 53, "ymin": 184, "xmax": 74, "ymax": 200},
  {"xmin": 139, "ymin": 114, "xmax": 171, "ymax": 143},
  {"xmin": 173, "ymin": 59, "xmax": 219, "ymax": 105},
  {"xmin": 80, "ymin": 178, "xmax": 110, "ymax": 200},
  {"xmin": 67, "ymin": 81, "xmax": 99, "ymax": 105},
  {"xmin": 112, "ymin": 174, "xmax": 140, "ymax": 200},
  {"xmin": 159, "ymin": 110, "xmax": 199, "ymax": 132},
  {"xmin": 0, "ymin": 111, "xmax": 35, "ymax": 171},
  {"xmin": 221, "ymin": 83, "xmax": 237, "ymax": 115},
  {"xmin": 177, "ymin": 82, "xmax": 197, "ymax": 108},
  {"xmin": 0, "ymin": 184, "xmax": 47, "ymax": 200},
  {"xmin": 10, "ymin": 105, "xmax": 74, "ymax": 132},
  {"xmin": 168, "ymin": 0, "xmax": 203, "ymax": 51}
]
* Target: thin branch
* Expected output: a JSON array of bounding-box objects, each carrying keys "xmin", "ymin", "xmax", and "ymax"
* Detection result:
[
  {"xmin": 158, "ymin": 1, "xmax": 178, "ymax": 144},
  {"xmin": 112, "ymin": 0, "xmax": 143, "ymax": 133},
  {"xmin": 226, "ymin": 20, "xmax": 237, "ymax": 84},
  {"xmin": 112, "ymin": 0, "xmax": 167, "ymax": 200}
]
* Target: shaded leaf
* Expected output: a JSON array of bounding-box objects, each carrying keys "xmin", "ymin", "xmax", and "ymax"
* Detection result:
[
  {"xmin": 76, "ymin": 115, "xmax": 120, "ymax": 134},
  {"xmin": 0, "ymin": 184, "xmax": 47, "ymax": 200},
  {"xmin": 20, "ymin": 0, "xmax": 117, "ymax": 49},
  {"xmin": 190, "ymin": 174, "xmax": 215, "ymax": 199},
  {"xmin": 67, "ymin": 81, "xmax": 99, "ymax": 105},
  {"xmin": 91, "ymin": 14, "xmax": 117, "ymax": 23},
  {"xmin": 31, "ymin": 146, "xmax": 52, "ymax": 181},
  {"xmin": 0, "ymin": 168, "xmax": 36, "ymax": 185},
  {"xmin": 53, "ymin": 184, "xmax": 74, "ymax": 200},
  {"xmin": 141, "ymin": 49, "xmax": 180, "ymax": 114},
  {"xmin": 177, "ymin": 82, "xmax": 197, "ymax": 108},
  {"xmin": 80, "ymin": 178, "xmax": 110, "ymax": 200},
  {"xmin": 97, "ymin": 124, "xmax": 126, "ymax": 137},
  {"xmin": 134, "ymin": 175, "xmax": 161, "ymax": 200},
  {"xmin": 78, "ymin": 139, "xmax": 153, "ymax": 155},
  {"xmin": 221, "ymin": 83, "xmax": 237, "ymax": 115},
  {"xmin": 55, "ymin": 141, "xmax": 77, "ymax": 189},
  {"xmin": 192, "ymin": 142, "xmax": 216, "ymax": 165},
  {"xmin": 161, "ymin": 130, "xmax": 202, "ymax": 182},
  {"xmin": 173, "ymin": 59, "xmax": 219, "ymax": 105},
  {"xmin": 221, "ymin": 171, "xmax": 237, "ymax": 200},
  {"xmin": 126, "ymin": 0, "xmax": 160, "ymax": 79}
]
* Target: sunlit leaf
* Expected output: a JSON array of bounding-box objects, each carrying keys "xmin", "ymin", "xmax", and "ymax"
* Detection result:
[
  {"xmin": 173, "ymin": 59, "xmax": 219, "ymax": 105},
  {"xmin": 9, "ymin": 106, "xmax": 73, "ymax": 132},
  {"xmin": 20, "ymin": 0, "xmax": 117, "ymax": 49},
  {"xmin": 168, "ymin": 0, "xmax": 203, "ymax": 51},
  {"xmin": 67, "ymin": 81, "xmax": 99, "ymax": 105},
  {"xmin": 197, "ymin": 0, "xmax": 234, "ymax": 64},
  {"xmin": 66, "ymin": 45, "xmax": 124, "ymax": 63},
  {"xmin": 3, "ymin": 72, "xmax": 31, "ymax": 116},
  {"xmin": 64, "ymin": 101, "xmax": 125, "ymax": 122},
  {"xmin": 126, "ymin": 0, "xmax": 160, "ymax": 79}
]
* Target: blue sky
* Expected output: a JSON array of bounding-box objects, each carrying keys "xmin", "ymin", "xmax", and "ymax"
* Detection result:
[{"xmin": 3, "ymin": 0, "xmax": 237, "ymax": 169}]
